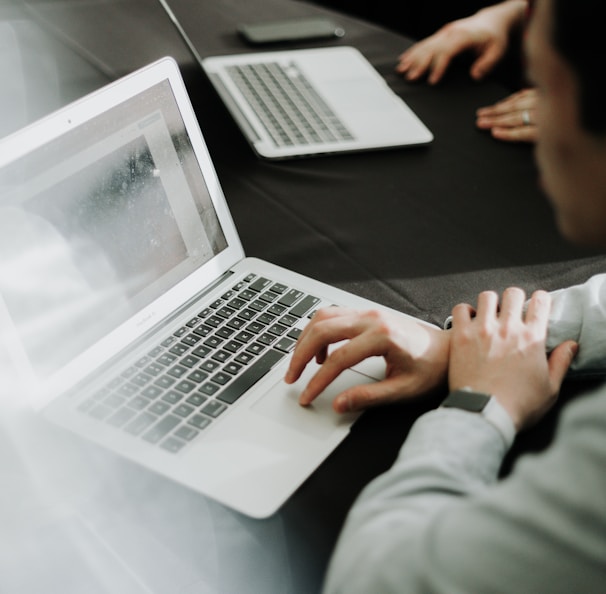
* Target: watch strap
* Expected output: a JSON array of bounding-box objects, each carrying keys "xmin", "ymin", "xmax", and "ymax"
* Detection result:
[{"xmin": 442, "ymin": 388, "xmax": 516, "ymax": 448}]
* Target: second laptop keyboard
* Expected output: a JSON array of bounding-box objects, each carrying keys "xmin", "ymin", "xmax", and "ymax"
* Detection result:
[{"xmin": 226, "ymin": 61, "xmax": 354, "ymax": 147}]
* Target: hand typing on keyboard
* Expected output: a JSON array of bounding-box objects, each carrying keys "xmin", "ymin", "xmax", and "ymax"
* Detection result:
[{"xmin": 285, "ymin": 306, "xmax": 450, "ymax": 413}]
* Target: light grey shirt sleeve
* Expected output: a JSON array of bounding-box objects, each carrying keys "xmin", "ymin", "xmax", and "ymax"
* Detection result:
[
  {"xmin": 546, "ymin": 273, "xmax": 606, "ymax": 373},
  {"xmin": 323, "ymin": 388, "xmax": 606, "ymax": 593}
]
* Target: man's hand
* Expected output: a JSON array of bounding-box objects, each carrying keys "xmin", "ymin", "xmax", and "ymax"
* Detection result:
[
  {"xmin": 448, "ymin": 288, "xmax": 578, "ymax": 430},
  {"xmin": 285, "ymin": 307, "xmax": 450, "ymax": 413}
]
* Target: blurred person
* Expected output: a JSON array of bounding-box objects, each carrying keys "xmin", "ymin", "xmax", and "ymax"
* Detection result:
[
  {"xmin": 286, "ymin": 0, "xmax": 606, "ymax": 590},
  {"xmin": 398, "ymin": 0, "xmax": 538, "ymax": 143}
]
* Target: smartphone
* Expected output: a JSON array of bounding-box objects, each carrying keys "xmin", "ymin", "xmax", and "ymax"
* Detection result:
[{"xmin": 237, "ymin": 17, "xmax": 345, "ymax": 45}]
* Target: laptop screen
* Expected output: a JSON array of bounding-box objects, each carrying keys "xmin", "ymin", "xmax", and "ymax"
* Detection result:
[{"xmin": 0, "ymin": 79, "xmax": 228, "ymax": 379}]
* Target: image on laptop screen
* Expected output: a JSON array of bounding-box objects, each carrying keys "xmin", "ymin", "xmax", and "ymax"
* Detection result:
[{"xmin": 0, "ymin": 80, "xmax": 228, "ymax": 379}]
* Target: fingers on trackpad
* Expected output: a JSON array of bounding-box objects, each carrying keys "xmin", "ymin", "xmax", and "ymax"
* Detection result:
[{"xmin": 250, "ymin": 366, "xmax": 371, "ymax": 440}]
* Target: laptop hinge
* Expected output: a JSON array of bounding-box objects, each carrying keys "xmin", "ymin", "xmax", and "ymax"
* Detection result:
[{"xmin": 65, "ymin": 270, "xmax": 236, "ymax": 398}]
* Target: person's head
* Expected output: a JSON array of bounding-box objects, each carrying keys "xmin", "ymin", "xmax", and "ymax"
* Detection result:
[{"xmin": 526, "ymin": 0, "xmax": 606, "ymax": 247}]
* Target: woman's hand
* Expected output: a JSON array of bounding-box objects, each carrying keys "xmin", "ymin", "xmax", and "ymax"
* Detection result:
[
  {"xmin": 476, "ymin": 88, "xmax": 538, "ymax": 143},
  {"xmin": 396, "ymin": 1, "xmax": 527, "ymax": 84}
]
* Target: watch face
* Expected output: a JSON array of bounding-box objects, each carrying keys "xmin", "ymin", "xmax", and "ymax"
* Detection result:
[{"xmin": 442, "ymin": 389, "xmax": 491, "ymax": 412}]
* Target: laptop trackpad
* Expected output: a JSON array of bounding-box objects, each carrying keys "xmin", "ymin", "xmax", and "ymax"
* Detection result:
[
  {"xmin": 250, "ymin": 365, "xmax": 372, "ymax": 440},
  {"xmin": 325, "ymin": 79, "xmax": 399, "ymax": 113}
]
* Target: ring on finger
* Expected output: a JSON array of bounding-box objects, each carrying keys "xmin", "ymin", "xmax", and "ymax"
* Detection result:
[{"xmin": 522, "ymin": 109, "xmax": 531, "ymax": 126}]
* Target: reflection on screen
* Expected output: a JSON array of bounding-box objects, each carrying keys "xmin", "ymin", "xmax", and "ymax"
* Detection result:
[
  {"xmin": 26, "ymin": 135, "xmax": 188, "ymax": 298},
  {"xmin": 0, "ymin": 80, "xmax": 228, "ymax": 378}
]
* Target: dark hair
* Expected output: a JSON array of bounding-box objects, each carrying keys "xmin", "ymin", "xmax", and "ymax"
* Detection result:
[{"xmin": 551, "ymin": 0, "xmax": 606, "ymax": 135}]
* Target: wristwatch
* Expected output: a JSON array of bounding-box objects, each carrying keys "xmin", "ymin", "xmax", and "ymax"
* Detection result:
[{"xmin": 441, "ymin": 387, "xmax": 516, "ymax": 447}]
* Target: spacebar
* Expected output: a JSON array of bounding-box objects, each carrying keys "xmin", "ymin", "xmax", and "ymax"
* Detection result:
[{"xmin": 216, "ymin": 349, "xmax": 285, "ymax": 405}]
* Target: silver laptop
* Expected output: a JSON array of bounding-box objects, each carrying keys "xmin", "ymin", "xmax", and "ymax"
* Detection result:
[
  {"xmin": 201, "ymin": 46, "xmax": 433, "ymax": 159},
  {"xmin": 0, "ymin": 57, "xmax": 433, "ymax": 518}
]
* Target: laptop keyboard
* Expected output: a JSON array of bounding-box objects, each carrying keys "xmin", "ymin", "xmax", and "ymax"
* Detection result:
[
  {"xmin": 76, "ymin": 273, "xmax": 321, "ymax": 454},
  {"xmin": 226, "ymin": 61, "xmax": 354, "ymax": 147}
]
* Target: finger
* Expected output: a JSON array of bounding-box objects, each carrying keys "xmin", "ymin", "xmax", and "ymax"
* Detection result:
[
  {"xmin": 477, "ymin": 110, "xmax": 532, "ymax": 129},
  {"xmin": 426, "ymin": 33, "xmax": 476, "ymax": 84},
  {"xmin": 298, "ymin": 364, "xmax": 341, "ymax": 407},
  {"xmin": 298, "ymin": 332, "xmax": 386, "ymax": 405},
  {"xmin": 502, "ymin": 88, "xmax": 537, "ymax": 108},
  {"xmin": 477, "ymin": 98, "xmax": 536, "ymax": 122},
  {"xmin": 477, "ymin": 90, "xmax": 536, "ymax": 116},
  {"xmin": 286, "ymin": 334, "xmax": 334, "ymax": 385},
  {"xmin": 294, "ymin": 306, "xmax": 349, "ymax": 345},
  {"xmin": 477, "ymin": 104, "xmax": 527, "ymax": 120},
  {"xmin": 404, "ymin": 51, "xmax": 435, "ymax": 81},
  {"xmin": 427, "ymin": 53, "xmax": 454, "ymax": 85},
  {"xmin": 470, "ymin": 43, "xmax": 505, "ymax": 80},
  {"xmin": 547, "ymin": 340, "xmax": 579, "ymax": 394},
  {"xmin": 476, "ymin": 104, "xmax": 508, "ymax": 119},
  {"xmin": 397, "ymin": 38, "xmax": 436, "ymax": 72},
  {"xmin": 490, "ymin": 125, "xmax": 537, "ymax": 143},
  {"xmin": 450, "ymin": 302, "xmax": 475, "ymax": 327},
  {"xmin": 396, "ymin": 49, "xmax": 415, "ymax": 72},
  {"xmin": 285, "ymin": 308, "xmax": 356, "ymax": 383},
  {"xmin": 475, "ymin": 290, "xmax": 499, "ymax": 323},
  {"xmin": 499, "ymin": 287, "xmax": 526, "ymax": 322}
]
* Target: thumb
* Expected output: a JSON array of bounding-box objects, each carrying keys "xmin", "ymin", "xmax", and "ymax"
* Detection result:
[
  {"xmin": 547, "ymin": 340, "xmax": 579, "ymax": 391},
  {"xmin": 333, "ymin": 376, "xmax": 417, "ymax": 413}
]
